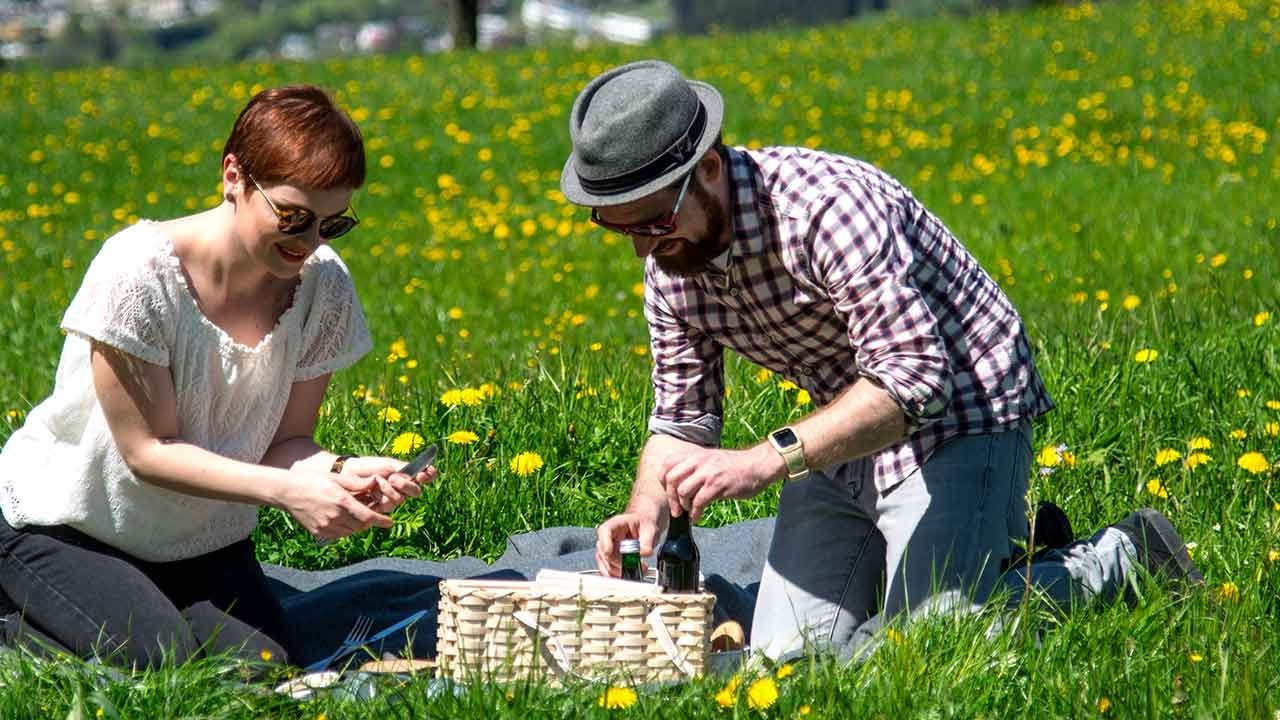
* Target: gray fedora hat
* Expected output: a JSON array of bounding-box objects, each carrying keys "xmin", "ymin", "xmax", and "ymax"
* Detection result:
[{"xmin": 561, "ymin": 60, "xmax": 724, "ymax": 207}]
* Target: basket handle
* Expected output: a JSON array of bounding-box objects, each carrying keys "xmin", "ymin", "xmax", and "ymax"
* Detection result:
[
  {"xmin": 646, "ymin": 607, "xmax": 695, "ymax": 676},
  {"xmin": 512, "ymin": 610, "xmax": 574, "ymax": 679}
]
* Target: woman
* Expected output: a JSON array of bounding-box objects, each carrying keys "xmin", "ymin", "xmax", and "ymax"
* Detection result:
[{"xmin": 0, "ymin": 84, "xmax": 433, "ymax": 669}]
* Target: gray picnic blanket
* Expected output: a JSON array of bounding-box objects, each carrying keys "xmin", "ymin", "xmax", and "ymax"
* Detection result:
[{"xmin": 265, "ymin": 518, "xmax": 775, "ymax": 669}]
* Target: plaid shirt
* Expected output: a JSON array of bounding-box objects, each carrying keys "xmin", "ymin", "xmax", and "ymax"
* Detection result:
[{"xmin": 645, "ymin": 147, "xmax": 1054, "ymax": 492}]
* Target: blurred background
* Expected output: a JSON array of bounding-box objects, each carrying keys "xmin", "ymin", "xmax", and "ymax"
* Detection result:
[{"xmin": 0, "ymin": 0, "xmax": 1063, "ymax": 70}]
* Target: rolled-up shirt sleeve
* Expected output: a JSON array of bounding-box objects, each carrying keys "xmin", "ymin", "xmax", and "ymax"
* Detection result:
[
  {"xmin": 644, "ymin": 276, "xmax": 725, "ymax": 447},
  {"xmin": 811, "ymin": 182, "xmax": 953, "ymax": 432}
]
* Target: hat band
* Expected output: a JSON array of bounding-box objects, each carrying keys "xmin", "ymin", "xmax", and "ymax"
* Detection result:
[{"xmin": 578, "ymin": 101, "xmax": 707, "ymax": 196}]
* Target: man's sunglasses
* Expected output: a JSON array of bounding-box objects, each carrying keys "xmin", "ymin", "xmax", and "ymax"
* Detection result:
[
  {"xmin": 590, "ymin": 171, "xmax": 692, "ymax": 238},
  {"xmin": 247, "ymin": 171, "xmax": 360, "ymax": 240}
]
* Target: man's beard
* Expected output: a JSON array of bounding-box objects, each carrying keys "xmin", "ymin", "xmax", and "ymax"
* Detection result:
[{"xmin": 653, "ymin": 179, "xmax": 728, "ymax": 278}]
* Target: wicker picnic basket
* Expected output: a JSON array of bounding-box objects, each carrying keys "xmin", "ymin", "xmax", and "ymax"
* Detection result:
[{"xmin": 435, "ymin": 578, "xmax": 716, "ymax": 684}]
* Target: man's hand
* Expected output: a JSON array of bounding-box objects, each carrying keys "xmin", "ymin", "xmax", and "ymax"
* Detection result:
[
  {"xmin": 662, "ymin": 443, "xmax": 786, "ymax": 523},
  {"xmin": 595, "ymin": 496, "xmax": 667, "ymax": 578}
]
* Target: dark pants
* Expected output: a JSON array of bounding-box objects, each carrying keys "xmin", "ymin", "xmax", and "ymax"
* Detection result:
[{"xmin": 0, "ymin": 515, "xmax": 289, "ymax": 669}]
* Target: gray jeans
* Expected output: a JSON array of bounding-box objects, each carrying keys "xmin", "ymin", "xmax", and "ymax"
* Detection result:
[{"xmin": 750, "ymin": 422, "xmax": 1136, "ymax": 661}]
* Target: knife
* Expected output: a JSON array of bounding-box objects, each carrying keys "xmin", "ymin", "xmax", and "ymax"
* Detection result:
[{"xmin": 363, "ymin": 609, "xmax": 430, "ymax": 646}]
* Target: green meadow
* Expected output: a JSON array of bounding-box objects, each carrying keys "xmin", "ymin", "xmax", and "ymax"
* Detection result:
[{"xmin": 0, "ymin": 0, "xmax": 1277, "ymax": 715}]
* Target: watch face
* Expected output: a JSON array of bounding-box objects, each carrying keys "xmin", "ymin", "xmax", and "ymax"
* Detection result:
[{"xmin": 772, "ymin": 428, "xmax": 799, "ymax": 447}]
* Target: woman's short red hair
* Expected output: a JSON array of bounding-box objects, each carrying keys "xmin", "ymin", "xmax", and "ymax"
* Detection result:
[{"xmin": 223, "ymin": 84, "xmax": 365, "ymax": 190}]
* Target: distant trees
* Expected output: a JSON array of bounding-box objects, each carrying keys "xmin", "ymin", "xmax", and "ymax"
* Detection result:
[
  {"xmin": 674, "ymin": 0, "xmax": 881, "ymax": 32},
  {"xmin": 449, "ymin": 0, "xmax": 480, "ymax": 49}
]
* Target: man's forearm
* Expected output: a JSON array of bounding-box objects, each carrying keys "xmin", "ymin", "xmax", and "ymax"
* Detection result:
[{"xmin": 775, "ymin": 377, "xmax": 907, "ymax": 476}]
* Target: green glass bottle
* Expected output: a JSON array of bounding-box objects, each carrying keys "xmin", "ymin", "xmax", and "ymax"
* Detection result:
[
  {"xmin": 620, "ymin": 538, "xmax": 644, "ymax": 581},
  {"xmin": 657, "ymin": 512, "xmax": 700, "ymax": 593}
]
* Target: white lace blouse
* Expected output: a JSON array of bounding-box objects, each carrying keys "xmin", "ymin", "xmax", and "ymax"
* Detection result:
[{"xmin": 0, "ymin": 221, "xmax": 372, "ymax": 561}]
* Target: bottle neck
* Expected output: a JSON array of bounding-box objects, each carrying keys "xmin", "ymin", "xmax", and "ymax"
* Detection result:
[{"xmin": 667, "ymin": 512, "xmax": 691, "ymax": 538}]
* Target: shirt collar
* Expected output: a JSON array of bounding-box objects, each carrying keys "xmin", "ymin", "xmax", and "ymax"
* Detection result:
[
  {"xmin": 727, "ymin": 148, "xmax": 767, "ymax": 257},
  {"xmin": 701, "ymin": 148, "xmax": 765, "ymax": 284}
]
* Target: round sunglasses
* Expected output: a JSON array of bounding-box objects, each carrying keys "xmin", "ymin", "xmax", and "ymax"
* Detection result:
[
  {"xmin": 247, "ymin": 171, "xmax": 360, "ymax": 240},
  {"xmin": 590, "ymin": 171, "xmax": 693, "ymax": 238}
]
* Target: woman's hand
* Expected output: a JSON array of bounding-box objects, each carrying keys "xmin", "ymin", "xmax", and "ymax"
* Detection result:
[
  {"xmin": 336, "ymin": 455, "xmax": 436, "ymax": 514},
  {"xmin": 279, "ymin": 472, "xmax": 395, "ymax": 540}
]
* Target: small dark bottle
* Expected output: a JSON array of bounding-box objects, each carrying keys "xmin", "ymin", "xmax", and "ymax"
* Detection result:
[
  {"xmin": 656, "ymin": 512, "xmax": 700, "ymax": 593},
  {"xmin": 619, "ymin": 538, "xmax": 644, "ymax": 581}
]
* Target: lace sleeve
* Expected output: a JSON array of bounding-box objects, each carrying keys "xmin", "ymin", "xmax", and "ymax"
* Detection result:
[
  {"xmin": 296, "ymin": 255, "xmax": 373, "ymax": 381},
  {"xmin": 60, "ymin": 232, "xmax": 174, "ymax": 366}
]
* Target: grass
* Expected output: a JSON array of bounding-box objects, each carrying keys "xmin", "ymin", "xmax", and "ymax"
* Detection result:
[{"xmin": 0, "ymin": 0, "xmax": 1278, "ymax": 715}]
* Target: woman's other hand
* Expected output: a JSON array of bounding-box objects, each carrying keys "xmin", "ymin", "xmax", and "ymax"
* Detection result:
[{"xmin": 336, "ymin": 455, "xmax": 435, "ymax": 514}]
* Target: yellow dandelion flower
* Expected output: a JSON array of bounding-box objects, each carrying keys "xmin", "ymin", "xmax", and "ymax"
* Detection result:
[
  {"xmin": 715, "ymin": 675, "xmax": 741, "ymax": 708},
  {"xmin": 800, "ymin": 705, "xmax": 812, "ymax": 715},
  {"xmin": 377, "ymin": 407, "xmax": 402, "ymax": 423},
  {"xmin": 448, "ymin": 307, "xmax": 464, "ymax": 320},
  {"xmin": 746, "ymin": 677, "xmax": 779, "ymax": 710},
  {"xmin": 1188, "ymin": 652, "xmax": 1203, "ymax": 662},
  {"xmin": 1185, "ymin": 452, "xmax": 1211, "ymax": 469},
  {"xmin": 795, "ymin": 389, "xmax": 812, "ymax": 407},
  {"xmin": 776, "ymin": 663, "xmax": 795, "ymax": 679},
  {"xmin": 1209, "ymin": 253, "xmax": 1227, "ymax": 268},
  {"xmin": 1237, "ymin": 388, "xmax": 1251, "ymax": 398},
  {"xmin": 1255, "ymin": 311, "xmax": 1271, "ymax": 327},
  {"xmin": 460, "ymin": 388, "xmax": 485, "ymax": 406},
  {"xmin": 1037, "ymin": 445, "xmax": 1061, "ymax": 468},
  {"xmin": 447, "ymin": 430, "xmax": 479, "ymax": 445},
  {"xmin": 1230, "ymin": 429, "xmax": 1247, "ymax": 440},
  {"xmin": 1237, "ymin": 452, "xmax": 1269, "ymax": 474},
  {"xmin": 1267, "ymin": 549, "xmax": 1279, "ymax": 564},
  {"xmin": 1154, "ymin": 448, "xmax": 1181, "ymax": 466},
  {"xmin": 1070, "ymin": 291, "xmax": 1087, "ymax": 304},
  {"xmin": 754, "ymin": 367, "xmax": 774, "ymax": 383},
  {"xmin": 391, "ymin": 432, "xmax": 425, "ymax": 456},
  {"xmin": 1098, "ymin": 697, "xmax": 1111, "ymax": 713},
  {"xmin": 1134, "ymin": 348, "xmax": 1159, "ymax": 363},
  {"xmin": 389, "ymin": 335, "xmax": 409, "ymax": 358},
  {"xmin": 1265, "ymin": 423, "xmax": 1279, "ymax": 437},
  {"xmin": 479, "ymin": 382, "xmax": 499, "ymax": 398},
  {"xmin": 1122, "ymin": 294, "xmax": 1141, "ymax": 310},
  {"xmin": 1145, "ymin": 478, "xmax": 1169, "ymax": 499},
  {"xmin": 1187, "ymin": 436, "xmax": 1213, "ymax": 450},
  {"xmin": 510, "ymin": 451, "xmax": 544, "ymax": 477},
  {"xmin": 440, "ymin": 389, "xmax": 464, "ymax": 407},
  {"xmin": 259, "ymin": 649, "xmax": 273, "ymax": 662},
  {"xmin": 1267, "ymin": 400, "xmax": 1280, "ymax": 411},
  {"xmin": 1095, "ymin": 290, "xmax": 1110, "ymax": 302},
  {"xmin": 778, "ymin": 380, "xmax": 798, "ymax": 392},
  {"xmin": 1215, "ymin": 581, "xmax": 1240, "ymax": 603},
  {"xmin": 596, "ymin": 686, "xmax": 637, "ymax": 710},
  {"xmin": 886, "ymin": 628, "xmax": 906, "ymax": 646}
]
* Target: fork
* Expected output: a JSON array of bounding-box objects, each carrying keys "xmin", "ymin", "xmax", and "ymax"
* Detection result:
[{"xmin": 304, "ymin": 615, "xmax": 374, "ymax": 672}]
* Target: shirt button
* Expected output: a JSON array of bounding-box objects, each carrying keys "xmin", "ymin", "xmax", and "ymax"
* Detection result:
[
  {"xmin": 728, "ymin": 288, "xmax": 740, "ymax": 297},
  {"xmin": 801, "ymin": 367, "xmax": 814, "ymax": 376}
]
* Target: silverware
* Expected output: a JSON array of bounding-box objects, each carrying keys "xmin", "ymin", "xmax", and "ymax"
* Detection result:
[{"xmin": 304, "ymin": 614, "xmax": 373, "ymax": 672}]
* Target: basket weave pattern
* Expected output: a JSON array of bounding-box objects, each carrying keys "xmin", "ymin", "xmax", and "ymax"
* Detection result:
[{"xmin": 436, "ymin": 580, "xmax": 716, "ymax": 684}]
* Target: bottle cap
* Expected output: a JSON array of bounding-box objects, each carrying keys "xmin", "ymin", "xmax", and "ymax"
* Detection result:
[{"xmin": 619, "ymin": 538, "xmax": 641, "ymax": 553}]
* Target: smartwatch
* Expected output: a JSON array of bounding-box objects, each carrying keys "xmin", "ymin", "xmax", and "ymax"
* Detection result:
[{"xmin": 767, "ymin": 426, "xmax": 809, "ymax": 482}]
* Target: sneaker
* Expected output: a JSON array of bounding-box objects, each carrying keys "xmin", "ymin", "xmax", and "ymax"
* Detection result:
[
  {"xmin": 1006, "ymin": 501, "xmax": 1075, "ymax": 569},
  {"xmin": 1111, "ymin": 508, "xmax": 1205, "ymax": 587},
  {"xmin": 1029, "ymin": 500, "xmax": 1074, "ymax": 555}
]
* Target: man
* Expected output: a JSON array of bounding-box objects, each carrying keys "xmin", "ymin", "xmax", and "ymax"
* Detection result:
[{"xmin": 562, "ymin": 60, "xmax": 1202, "ymax": 660}]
